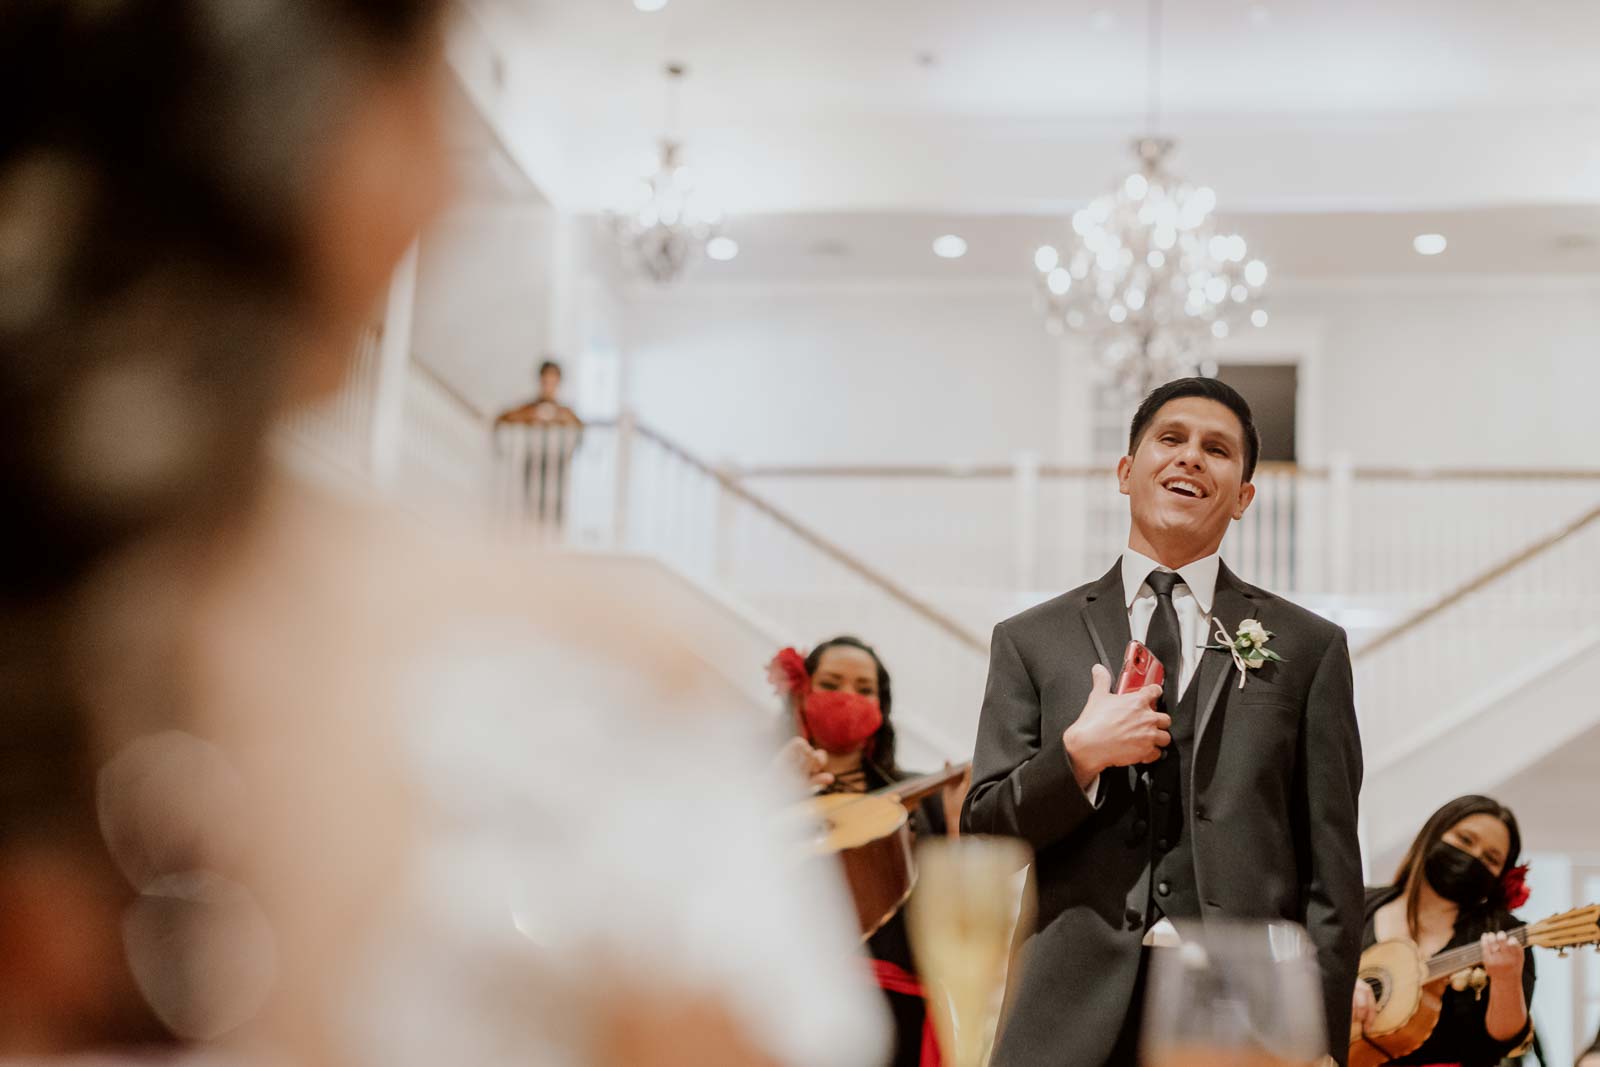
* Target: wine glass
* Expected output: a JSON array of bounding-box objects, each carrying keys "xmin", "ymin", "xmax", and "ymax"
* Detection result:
[
  {"xmin": 905, "ymin": 836, "xmax": 1033, "ymax": 1067},
  {"xmin": 1141, "ymin": 920, "xmax": 1327, "ymax": 1067}
]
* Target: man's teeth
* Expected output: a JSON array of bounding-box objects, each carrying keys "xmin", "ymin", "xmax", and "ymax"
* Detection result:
[{"xmin": 1165, "ymin": 479, "xmax": 1205, "ymax": 498}]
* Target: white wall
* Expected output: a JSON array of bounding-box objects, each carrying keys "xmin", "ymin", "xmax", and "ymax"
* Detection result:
[
  {"xmin": 606, "ymin": 274, "xmax": 1600, "ymax": 609},
  {"xmin": 619, "ymin": 276, "xmax": 1600, "ymax": 471},
  {"xmin": 623, "ymin": 281, "xmax": 1064, "ymax": 467},
  {"xmin": 413, "ymin": 202, "xmax": 557, "ymax": 415},
  {"xmin": 414, "ymin": 216, "xmax": 1600, "ymax": 476},
  {"xmin": 1273, "ymin": 280, "xmax": 1600, "ymax": 471}
]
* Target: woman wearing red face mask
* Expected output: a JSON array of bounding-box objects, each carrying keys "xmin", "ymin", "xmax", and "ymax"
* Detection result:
[
  {"xmin": 1351, "ymin": 795, "xmax": 1535, "ymax": 1067},
  {"xmin": 773, "ymin": 635, "xmax": 969, "ymax": 1067}
]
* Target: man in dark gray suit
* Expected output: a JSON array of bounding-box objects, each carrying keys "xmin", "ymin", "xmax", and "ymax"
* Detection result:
[{"xmin": 962, "ymin": 377, "xmax": 1363, "ymax": 1067}]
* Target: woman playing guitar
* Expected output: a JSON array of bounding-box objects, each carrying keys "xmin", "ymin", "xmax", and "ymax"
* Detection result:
[
  {"xmin": 773, "ymin": 636, "xmax": 970, "ymax": 1067},
  {"xmin": 1353, "ymin": 795, "xmax": 1535, "ymax": 1067}
]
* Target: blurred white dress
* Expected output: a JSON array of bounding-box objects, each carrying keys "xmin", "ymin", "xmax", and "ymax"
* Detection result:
[
  {"xmin": 66, "ymin": 480, "xmax": 888, "ymax": 1067},
  {"xmin": 346, "ymin": 618, "xmax": 891, "ymax": 1066}
]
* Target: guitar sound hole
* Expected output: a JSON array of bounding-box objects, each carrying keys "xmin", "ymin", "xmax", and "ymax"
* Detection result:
[{"xmin": 1362, "ymin": 975, "xmax": 1385, "ymax": 1008}]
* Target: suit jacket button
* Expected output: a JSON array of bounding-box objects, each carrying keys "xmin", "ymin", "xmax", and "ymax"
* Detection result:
[
  {"xmin": 1132, "ymin": 819, "xmax": 1149, "ymax": 836},
  {"xmin": 1157, "ymin": 881, "xmax": 1172, "ymax": 897},
  {"xmin": 1156, "ymin": 790, "xmax": 1171, "ymax": 804},
  {"xmin": 1157, "ymin": 837, "xmax": 1170, "ymax": 850}
]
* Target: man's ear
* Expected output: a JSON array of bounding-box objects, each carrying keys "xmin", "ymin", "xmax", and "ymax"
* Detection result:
[
  {"xmin": 1233, "ymin": 480, "xmax": 1257, "ymax": 520},
  {"xmin": 1116, "ymin": 454, "xmax": 1134, "ymax": 497}
]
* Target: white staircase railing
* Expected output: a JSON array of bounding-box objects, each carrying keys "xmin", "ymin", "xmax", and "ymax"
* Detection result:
[
  {"xmin": 493, "ymin": 417, "xmax": 990, "ymax": 763},
  {"xmin": 277, "ymin": 322, "xmax": 384, "ymax": 480},
  {"xmin": 1354, "ymin": 502, "xmax": 1600, "ymax": 857},
  {"xmin": 290, "ymin": 351, "xmax": 1600, "ymax": 781},
  {"xmin": 736, "ymin": 462, "xmax": 1600, "ymax": 611},
  {"xmin": 401, "ymin": 360, "xmax": 493, "ymax": 506}
]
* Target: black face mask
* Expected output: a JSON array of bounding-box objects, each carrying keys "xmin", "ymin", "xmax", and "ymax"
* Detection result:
[{"xmin": 1424, "ymin": 841, "xmax": 1499, "ymax": 906}]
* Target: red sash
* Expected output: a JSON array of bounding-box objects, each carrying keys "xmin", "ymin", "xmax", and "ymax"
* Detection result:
[{"xmin": 870, "ymin": 958, "xmax": 943, "ymax": 1067}]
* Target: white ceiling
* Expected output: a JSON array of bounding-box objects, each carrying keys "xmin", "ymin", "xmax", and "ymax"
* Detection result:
[
  {"xmin": 459, "ymin": 0, "xmax": 1600, "ymax": 215},
  {"xmin": 582, "ymin": 205, "xmax": 1600, "ymax": 282}
]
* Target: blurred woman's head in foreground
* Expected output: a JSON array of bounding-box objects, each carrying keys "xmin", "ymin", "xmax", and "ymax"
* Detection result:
[{"xmin": 0, "ymin": 0, "xmax": 450, "ymax": 1055}]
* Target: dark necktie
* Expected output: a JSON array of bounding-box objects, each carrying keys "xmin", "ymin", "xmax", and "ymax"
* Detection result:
[{"xmin": 1143, "ymin": 569, "xmax": 1184, "ymax": 709}]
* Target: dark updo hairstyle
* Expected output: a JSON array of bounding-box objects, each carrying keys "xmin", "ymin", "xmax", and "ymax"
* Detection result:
[
  {"xmin": 804, "ymin": 635, "xmax": 905, "ymax": 782},
  {"xmin": 0, "ymin": 0, "xmax": 445, "ymax": 605},
  {"xmin": 1391, "ymin": 794, "xmax": 1523, "ymax": 938},
  {"xmin": 0, "ymin": 0, "xmax": 444, "ymax": 1050}
]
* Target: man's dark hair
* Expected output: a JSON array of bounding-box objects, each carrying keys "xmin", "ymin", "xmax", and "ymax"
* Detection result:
[
  {"xmin": 538, "ymin": 359, "xmax": 562, "ymax": 378},
  {"xmin": 1128, "ymin": 376, "xmax": 1261, "ymax": 482}
]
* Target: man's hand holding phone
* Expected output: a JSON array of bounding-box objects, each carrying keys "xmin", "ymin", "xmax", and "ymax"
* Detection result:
[{"xmin": 1061, "ymin": 641, "xmax": 1172, "ymax": 791}]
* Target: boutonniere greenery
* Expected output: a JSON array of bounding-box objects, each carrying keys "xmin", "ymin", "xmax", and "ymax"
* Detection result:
[{"xmin": 1202, "ymin": 618, "xmax": 1285, "ymax": 689}]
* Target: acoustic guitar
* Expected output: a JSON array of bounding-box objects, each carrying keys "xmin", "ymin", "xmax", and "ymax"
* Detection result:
[
  {"xmin": 806, "ymin": 762, "xmax": 972, "ymax": 939},
  {"xmin": 1349, "ymin": 903, "xmax": 1600, "ymax": 1067}
]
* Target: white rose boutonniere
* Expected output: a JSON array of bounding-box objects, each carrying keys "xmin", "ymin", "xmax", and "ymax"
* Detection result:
[{"xmin": 1203, "ymin": 618, "xmax": 1286, "ymax": 689}]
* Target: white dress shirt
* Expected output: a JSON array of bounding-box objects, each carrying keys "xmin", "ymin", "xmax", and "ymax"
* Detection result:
[{"xmin": 1121, "ymin": 548, "xmax": 1220, "ymax": 700}]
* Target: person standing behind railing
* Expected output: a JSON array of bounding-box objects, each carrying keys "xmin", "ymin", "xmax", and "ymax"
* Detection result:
[{"xmin": 494, "ymin": 358, "xmax": 583, "ymax": 527}]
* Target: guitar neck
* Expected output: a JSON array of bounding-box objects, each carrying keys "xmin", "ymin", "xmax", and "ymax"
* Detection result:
[
  {"xmin": 1423, "ymin": 925, "xmax": 1530, "ymax": 981},
  {"xmin": 873, "ymin": 762, "xmax": 971, "ymax": 808}
]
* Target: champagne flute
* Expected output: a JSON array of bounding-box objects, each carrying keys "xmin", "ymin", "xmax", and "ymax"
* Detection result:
[
  {"xmin": 905, "ymin": 836, "xmax": 1033, "ymax": 1067},
  {"xmin": 1141, "ymin": 920, "xmax": 1327, "ymax": 1067}
]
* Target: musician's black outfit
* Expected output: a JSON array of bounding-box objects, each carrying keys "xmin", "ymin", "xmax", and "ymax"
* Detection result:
[{"xmin": 1359, "ymin": 885, "xmax": 1536, "ymax": 1067}]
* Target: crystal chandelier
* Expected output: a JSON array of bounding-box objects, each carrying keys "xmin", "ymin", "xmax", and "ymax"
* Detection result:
[
  {"xmin": 1033, "ymin": 137, "xmax": 1268, "ymax": 393},
  {"xmin": 1032, "ymin": 0, "xmax": 1269, "ymax": 394},
  {"xmin": 610, "ymin": 64, "xmax": 723, "ymax": 284}
]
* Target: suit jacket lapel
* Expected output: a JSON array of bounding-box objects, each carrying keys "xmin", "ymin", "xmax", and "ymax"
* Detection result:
[
  {"xmin": 1193, "ymin": 562, "xmax": 1258, "ymax": 749},
  {"xmin": 1080, "ymin": 561, "xmax": 1133, "ymax": 794},
  {"xmin": 1080, "ymin": 562, "xmax": 1130, "ymax": 671}
]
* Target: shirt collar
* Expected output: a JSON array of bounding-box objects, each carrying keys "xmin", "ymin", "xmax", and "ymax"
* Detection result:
[{"xmin": 1121, "ymin": 549, "xmax": 1221, "ymax": 614}]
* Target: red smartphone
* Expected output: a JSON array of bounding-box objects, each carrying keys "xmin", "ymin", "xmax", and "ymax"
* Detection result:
[{"xmin": 1116, "ymin": 639, "xmax": 1165, "ymax": 694}]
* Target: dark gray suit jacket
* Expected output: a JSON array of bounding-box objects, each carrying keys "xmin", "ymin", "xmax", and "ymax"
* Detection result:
[{"xmin": 962, "ymin": 561, "xmax": 1364, "ymax": 1067}]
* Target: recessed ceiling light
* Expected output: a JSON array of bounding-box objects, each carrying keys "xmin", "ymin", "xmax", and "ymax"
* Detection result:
[
  {"xmin": 634, "ymin": 0, "xmax": 669, "ymax": 11},
  {"xmin": 932, "ymin": 234, "xmax": 967, "ymax": 259},
  {"xmin": 1413, "ymin": 233, "xmax": 1448, "ymax": 256},
  {"xmin": 706, "ymin": 236, "xmax": 738, "ymax": 261}
]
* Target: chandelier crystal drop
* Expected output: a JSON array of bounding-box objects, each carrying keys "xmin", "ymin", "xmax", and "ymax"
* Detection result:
[
  {"xmin": 610, "ymin": 139, "xmax": 723, "ymax": 284},
  {"xmin": 609, "ymin": 62, "xmax": 725, "ymax": 285},
  {"xmin": 1034, "ymin": 138, "xmax": 1269, "ymax": 395}
]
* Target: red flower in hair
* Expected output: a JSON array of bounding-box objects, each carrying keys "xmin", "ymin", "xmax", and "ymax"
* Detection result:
[
  {"xmin": 767, "ymin": 647, "xmax": 810, "ymax": 697},
  {"xmin": 1500, "ymin": 863, "xmax": 1530, "ymax": 910}
]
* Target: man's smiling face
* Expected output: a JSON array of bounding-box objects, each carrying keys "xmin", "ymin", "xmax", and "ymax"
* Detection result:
[{"xmin": 1118, "ymin": 395, "xmax": 1256, "ymax": 566}]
